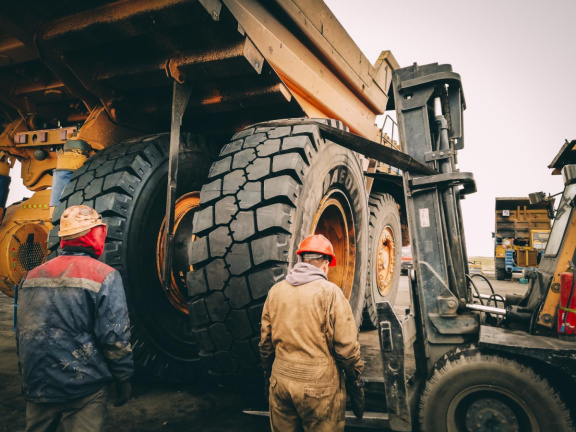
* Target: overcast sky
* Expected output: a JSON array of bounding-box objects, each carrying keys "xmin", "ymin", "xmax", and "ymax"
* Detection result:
[
  {"xmin": 325, "ymin": 0, "xmax": 576, "ymax": 256},
  {"xmin": 7, "ymin": 0, "xmax": 575, "ymax": 257}
]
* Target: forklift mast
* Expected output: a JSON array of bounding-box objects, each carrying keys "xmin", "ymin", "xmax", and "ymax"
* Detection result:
[
  {"xmin": 391, "ymin": 63, "xmax": 478, "ymax": 371},
  {"xmin": 382, "ymin": 64, "xmax": 576, "ymax": 431}
]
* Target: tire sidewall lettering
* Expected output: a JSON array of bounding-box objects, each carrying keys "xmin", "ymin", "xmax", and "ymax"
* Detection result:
[{"xmin": 293, "ymin": 143, "xmax": 368, "ymax": 324}]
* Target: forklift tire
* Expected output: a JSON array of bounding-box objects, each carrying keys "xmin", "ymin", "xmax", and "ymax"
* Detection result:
[
  {"xmin": 48, "ymin": 133, "xmax": 213, "ymax": 381},
  {"xmin": 188, "ymin": 120, "xmax": 369, "ymax": 376},
  {"xmin": 363, "ymin": 193, "xmax": 402, "ymax": 328},
  {"xmin": 420, "ymin": 352, "xmax": 574, "ymax": 431}
]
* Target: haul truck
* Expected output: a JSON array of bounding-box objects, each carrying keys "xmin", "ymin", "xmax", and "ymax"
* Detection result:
[
  {"xmin": 0, "ymin": 0, "xmax": 406, "ymax": 380},
  {"xmin": 494, "ymin": 197, "xmax": 551, "ymax": 280}
]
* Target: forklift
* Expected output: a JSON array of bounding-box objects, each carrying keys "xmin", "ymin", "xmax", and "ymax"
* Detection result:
[
  {"xmin": 247, "ymin": 64, "xmax": 576, "ymax": 430},
  {"xmin": 381, "ymin": 63, "xmax": 576, "ymax": 431}
]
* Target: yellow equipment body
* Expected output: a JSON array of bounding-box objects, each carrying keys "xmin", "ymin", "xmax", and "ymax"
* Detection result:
[
  {"xmin": 0, "ymin": 190, "xmax": 52, "ymax": 296},
  {"xmin": 494, "ymin": 197, "xmax": 552, "ymax": 279}
]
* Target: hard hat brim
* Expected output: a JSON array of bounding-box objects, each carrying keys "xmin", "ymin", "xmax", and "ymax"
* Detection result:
[{"xmin": 58, "ymin": 220, "xmax": 106, "ymax": 238}]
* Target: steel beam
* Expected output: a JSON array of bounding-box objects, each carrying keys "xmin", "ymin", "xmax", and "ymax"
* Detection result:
[{"xmin": 162, "ymin": 81, "xmax": 192, "ymax": 292}]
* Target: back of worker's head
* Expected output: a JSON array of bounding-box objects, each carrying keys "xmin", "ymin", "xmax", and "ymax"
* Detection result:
[
  {"xmin": 300, "ymin": 252, "xmax": 331, "ymax": 272},
  {"xmin": 296, "ymin": 234, "xmax": 337, "ymax": 275},
  {"xmin": 58, "ymin": 205, "xmax": 107, "ymax": 258}
]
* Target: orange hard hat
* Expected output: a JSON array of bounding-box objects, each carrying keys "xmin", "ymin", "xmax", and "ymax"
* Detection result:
[
  {"xmin": 296, "ymin": 234, "xmax": 337, "ymax": 267},
  {"xmin": 58, "ymin": 205, "xmax": 106, "ymax": 240}
]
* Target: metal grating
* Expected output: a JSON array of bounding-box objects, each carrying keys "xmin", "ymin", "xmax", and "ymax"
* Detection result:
[{"xmin": 17, "ymin": 234, "xmax": 46, "ymax": 271}]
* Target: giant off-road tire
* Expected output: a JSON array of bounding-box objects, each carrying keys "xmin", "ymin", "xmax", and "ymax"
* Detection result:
[
  {"xmin": 48, "ymin": 133, "xmax": 213, "ymax": 381},
  {"xmin": 363, "ymin": 192, "xmax": 402, "ymax": 328},
  {"xmin": 420, "ymin": 351, "xmax": 574, "ymax": 431},
  {"xmin": 187, "ymin": 120, "xmax": 369, "ymax": 376}
]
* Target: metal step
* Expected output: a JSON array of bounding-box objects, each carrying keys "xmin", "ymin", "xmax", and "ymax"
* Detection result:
[{"xmin": 243, "ymin": 409, "xmax": 390, "ymax": 429}]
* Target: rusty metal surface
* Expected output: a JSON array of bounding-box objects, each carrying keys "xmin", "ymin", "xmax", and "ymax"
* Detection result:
[
  {"xmin": 0, "ymin": 0, "xmax": 395, "ymax": 147},
  {"xmin": 0, "ymin": 0, "xmax": 304, "ymax": 144},
  {"xmin": 479, "ymin": 325, "xmax": 576, "ymax": 381}
]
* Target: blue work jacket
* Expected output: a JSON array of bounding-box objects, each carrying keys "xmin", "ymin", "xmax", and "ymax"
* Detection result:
[{"xmin": 16, "ymin": 251, "xmax": 133, "ymax": 403}]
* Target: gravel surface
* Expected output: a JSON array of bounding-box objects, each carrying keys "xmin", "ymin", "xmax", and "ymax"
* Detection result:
[{"xmin": 0, "ymin": 272, "xmax": 525, "ymax": 431}]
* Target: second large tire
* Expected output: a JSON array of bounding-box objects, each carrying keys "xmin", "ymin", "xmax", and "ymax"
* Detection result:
[
  {"xmin": 188, "ymin": 120, "xmax": 369, "ymax": 376},
  {"xmin": 49, "ymin": 133, "xmax": 213, "ymax": 381},
  {"xmin": 363, "ymin": 192, "xmax": 402, "ymax": 328}
]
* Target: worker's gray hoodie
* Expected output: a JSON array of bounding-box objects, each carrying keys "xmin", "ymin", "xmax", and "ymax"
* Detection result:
[{"xmin": 285, "ymin": 262, "xmax": 327, "ymax": 286}]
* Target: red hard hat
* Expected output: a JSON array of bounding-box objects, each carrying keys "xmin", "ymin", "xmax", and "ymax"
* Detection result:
[{"xmin": 296, "ymin": 234, "xmax": 337, "ymax": 267}]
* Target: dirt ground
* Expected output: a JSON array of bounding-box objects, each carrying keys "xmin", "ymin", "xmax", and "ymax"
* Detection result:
[{"xmin": 0, "ymin": 271, "xmax": 525, "ymax": 432}]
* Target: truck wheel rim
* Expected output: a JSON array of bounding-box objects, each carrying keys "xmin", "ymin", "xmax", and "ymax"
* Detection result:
[
  {"xmin": 447, "ymin": 385, "xmax": 538, "ymax": 432},
  {"xmin": 312, "ymin": 189, "xmax": 356, "ymax": 300},
  {"xmin": 377, "ymin": 226, "xmax": 396, "ymax": 296},
  {"xmin": 156, "ymin": 192, "xmax": 200, "ymax": 315}
]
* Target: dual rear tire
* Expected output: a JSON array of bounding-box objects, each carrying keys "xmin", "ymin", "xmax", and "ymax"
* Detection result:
[
  {"xmin": 49, "ymin": 120, "xmax": 403, "ymax": 380},
  {"xmin": 187, "ymin": 120, "xmax": 373, "ymax": 375}
]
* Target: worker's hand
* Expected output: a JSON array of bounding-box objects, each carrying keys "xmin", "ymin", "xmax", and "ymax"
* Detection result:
[
  {"xmin": 346, "ymin": 376, "xmax": 365, "ymax": 419},
  {"xmin": 114, "ymin": 380, "xmax": 132, "ymax": 407}
]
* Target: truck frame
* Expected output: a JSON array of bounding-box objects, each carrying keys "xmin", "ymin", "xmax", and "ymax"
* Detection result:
[{"xmin": 0, "ymin": 0, "xmax": 405, "ymax": 381}]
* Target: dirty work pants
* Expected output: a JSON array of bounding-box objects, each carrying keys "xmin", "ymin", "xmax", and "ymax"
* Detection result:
[
  {"xmin": 26, "ymin": 386, "xmax": 108, "ymax": 432},
  {"xmin": 269, "ymin": 358, "xmax": 346, "ymax": 432}
]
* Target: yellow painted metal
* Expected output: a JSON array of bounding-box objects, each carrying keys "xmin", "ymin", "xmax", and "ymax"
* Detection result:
[
  {"xmin": 0, "ymin": 160, "xmax": 9, "ymax": 176},
  {"xmin": 274, "ymin": 0, "xmax": 396, "ymax": 113},
  {"xmin": 376, "ymin": 226, "xmax": 396, "ymax": 297},
  {"xmin": 13, "ymin": 126, "xmax": 77, "ymax": 147},
  {"xmin": 20, "ymin": 151, "xmax": 58, "ymax": 191},
  {"xmin": 530, "ymin": 229, "xmax": 550, "ymax": 250},
  {"xmin": 156, "ymin": 192, "xmax": 201, "ymax": 315},
  {"xmin": 0, "ymin": 118, "xmax": 99, "ymax": 191},
  {"xmin": 56, "ymin": 149, "xmax": 88, "ymax": 171},
  {"xmin": 76, "ymin": 106, "xmax": 143, "ymax": 151},
  {"xmin": 0, "ymin": 119, "xmax": 28, "ymax": 159},
  {"xmin": 311, "ymin": 190, "xmax": 356, "ymax": 300},
  {"xmin": 537, "ymin": 213, "xmax": 576, "ymax": 327},
  {"xmin": 0, "ymin": 189, "xmax": 53, "ymax": 297},
  {"xmin": 494, "ymin": 203, "xmax": 552, "ymax": 269},
  {"xmin": 224, "ymin": 0, "xmax": 398, "ymax": 140},
  {"xmin": 0, "ymin": 119, "xmax": 60, "ymax": 190}
]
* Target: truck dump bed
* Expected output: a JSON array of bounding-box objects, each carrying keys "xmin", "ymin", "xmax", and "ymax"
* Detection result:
[
  {"xmin": 495, "ymin": 197, "xmax": 551, "ymax": 245},
  {"xmin": 0, "ymin": 0, "xmax": 398, "ymax": 146}
]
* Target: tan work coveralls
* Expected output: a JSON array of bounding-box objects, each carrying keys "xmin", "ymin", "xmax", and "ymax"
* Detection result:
[{"xmin": 260, "ymin": 277, "xmax": 364, "ymax": 432}]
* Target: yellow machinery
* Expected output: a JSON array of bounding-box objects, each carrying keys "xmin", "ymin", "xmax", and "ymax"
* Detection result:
[
  {"xmin": 494, "ymin": 197, "xmax": 552, "ymax": 280},
  {"xmin": 0, "ymin": 0, "xmax": 404, "ymax": 381},
  {"xmin": 0, "ymin": 119, "xmax": 92, "ymax": 294},
  {"xmin": 0, "ymin": 190, "xmax": 52, "ymax": 296}
]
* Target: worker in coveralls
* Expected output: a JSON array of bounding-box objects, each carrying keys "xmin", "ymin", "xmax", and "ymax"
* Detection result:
[
  {"xmin": 16, "ymin": 205, "xmax": 133, "ymax": 432},
  {"xmin": 260, "ymin": 234, "xmax": 365, "ymax": 432}
]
